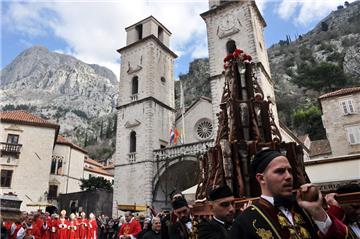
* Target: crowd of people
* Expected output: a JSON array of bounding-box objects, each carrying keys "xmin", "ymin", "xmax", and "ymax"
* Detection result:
[{"xmin": 2, "ymin": 149, "xmax": 359, "ymax": 239}]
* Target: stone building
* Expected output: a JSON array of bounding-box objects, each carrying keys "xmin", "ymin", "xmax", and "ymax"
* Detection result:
[
  {"xmin": 0, "ymin": 110, "xmax": 114, "ymax": 211},
  {"xmin": 304, "ymin": 87, "xmax": 360, "ymax": 192}
]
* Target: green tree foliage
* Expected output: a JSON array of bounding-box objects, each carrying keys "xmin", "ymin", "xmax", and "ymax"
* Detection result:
[
  {"xmin": 292, "ymin": 104, "xmax": 326, "ymax": 140},
  {"xmin": 80, "ymin": 176, "xmax": 113, "ymax": 191},
  {"xmin": 292, "ymin": 62, "xmax": 347, "ymax": 93}
]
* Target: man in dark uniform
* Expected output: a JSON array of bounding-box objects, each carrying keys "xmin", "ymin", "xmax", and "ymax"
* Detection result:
[
  {"xmin": 168, "ymin": 194, "xmax": 196, "ymax": 239},
  {"xmin": 230, "ymin": 148, "xmax": 348, "ymax": 239},
  {"xmin": 325, "ymin": 183, "xmax": 360, "ymax": 238},
  {"xmin": 198, "ymin": 185, "xmax": 235, "ymax": 239}
]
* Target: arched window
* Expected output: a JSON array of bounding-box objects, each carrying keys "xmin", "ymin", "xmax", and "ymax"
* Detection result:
[
  {"xmin": 132, "ymin": 76, "xmax": 138, "ymax": 95},
  {"xmin": 130, "ymin": 131, "xmax": 136, "ymax": 153},
  {"xmin": 50, "ymin": 158, "xmax": 57, "ymax": 174},
  {"xmin": 57, "ymin": 159, "xmax": 63, "ymax": 175}
]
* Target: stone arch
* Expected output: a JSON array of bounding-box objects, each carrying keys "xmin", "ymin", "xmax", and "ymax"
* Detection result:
[{"xmin": 152, "ymin": 155, "xmax": 199, "ymax": 210}]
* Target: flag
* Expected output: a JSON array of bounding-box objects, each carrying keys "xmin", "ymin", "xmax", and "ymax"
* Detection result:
[
  {"xmin": 170, "ymin": 128, "xmax": 180, "ymax": 145},
  {"xmin": 170, "ymin": 128, "xmax": 175, "ymax": 145}
]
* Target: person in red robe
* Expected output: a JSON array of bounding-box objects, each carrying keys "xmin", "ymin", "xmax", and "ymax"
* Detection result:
[
  {"xmin": 87, "ymin": 213, "xmax": 98, "ymax": 239},
  {"xmin": 40, "ymin": 212, "xmax": 51, "ymax": 239},
  {"xmin": 49, "ymin": 214, "xmax": 59, "ymax": 239},
  {"xmin": 57, "ymin": 210, "xmax": 68, "ymax": 239},
  {"xmin": 77, "ymin": 212, "xmax": 88, "ymax": 239},
  {"xmin": 33, "ymin": 213, "xmax": 44, "ymax": 239},
  {"xmin": 68, "ymin": 214, "xmax": 78, "ymax": 239},
  {"xmin": 10, "ymin": 220, "xmax": 22, "ymax": 239},
  {"xmin": 118, "ymin": 212, "xmax": 141, "ymax": 239}
]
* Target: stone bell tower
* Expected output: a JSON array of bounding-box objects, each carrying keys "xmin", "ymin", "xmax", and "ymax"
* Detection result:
[
  {"xmin": 113, "ymin": 16, "xmax": 177, "ymax": 208},
  {"xmin": 201, "ymin": 0, "xmax": 279, "ymax": 134}
]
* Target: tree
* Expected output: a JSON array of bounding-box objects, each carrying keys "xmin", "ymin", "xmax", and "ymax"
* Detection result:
[
  {"xmin": 292, "ymin": 104, "xmax": 326, "ymax": 140},
  {"xmin": 80, "ymin": 176, "xmax": 113, "ymax": 191},
  {"xmin": 292, "ymin": 62, "xmax": 347, "ymax": 94}
]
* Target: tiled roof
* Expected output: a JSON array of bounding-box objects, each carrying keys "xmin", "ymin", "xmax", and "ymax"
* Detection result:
[
  {"xmin": 84, "ymin": 165, "xmax": 113, "ymax": 177},
  {"xmin": 319, "ymin": 87, "xmax": 360, "ymax": 100},
  {"xmin": 56, "ymin": 135, "xmax": 87, "ymax": 154},
  {"xmin": 0, "ymin": 110, "xmax": 59, "ymax": 130},
  {"xmin": 310, "ymin": 139, "xmax": 332, "ymax": 157},
  {"xmin": 103, "ymin": 164, "xmax": 114, "ymax": 169},
  {"xmin": 85, "ymin": 158, "xmax": 104, "ymax": 167}
]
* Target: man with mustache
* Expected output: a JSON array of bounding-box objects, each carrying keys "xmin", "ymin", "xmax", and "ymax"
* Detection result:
[{"xmin": 230, "ymin": 148, "xmax": 348, "ymax": 239}]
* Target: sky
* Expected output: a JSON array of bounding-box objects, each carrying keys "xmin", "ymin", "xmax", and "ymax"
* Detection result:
[{"xmin": 1, "ymin": 0, "xmax": 353, "ymax": 80}]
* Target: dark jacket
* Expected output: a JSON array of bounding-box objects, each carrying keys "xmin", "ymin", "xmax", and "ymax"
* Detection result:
[
  {"xmin": 168, "ymin": 221, "xmax": 189, "ymax": 239},
  {"xmin": 143, "ymin": 230, "xmax": 161, "ymax": 239},
  {"xmin": 198, "ymin": 218, "xmax": 231, "ymax": 239}
]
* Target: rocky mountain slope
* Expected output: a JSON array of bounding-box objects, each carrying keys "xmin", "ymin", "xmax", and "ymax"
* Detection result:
[
  {"xmin": 0, "ymin": 46, "xmax": 118, "ymax": 159},
  {"xmin": 267, "ymin": 1, "xmax": 360, "ymax": 137}
]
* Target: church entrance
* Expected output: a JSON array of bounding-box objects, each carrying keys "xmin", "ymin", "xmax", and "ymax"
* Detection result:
[{"xmin": 152, "ymin": 157, "xmax": 199, "ymax": 210}]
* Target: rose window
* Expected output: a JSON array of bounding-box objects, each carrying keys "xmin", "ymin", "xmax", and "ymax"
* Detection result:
[{"xmin": 196, "ymin": 120, "xmax": 213, "ymax": 139}]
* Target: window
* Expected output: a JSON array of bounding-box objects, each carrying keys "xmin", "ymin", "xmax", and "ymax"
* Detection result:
[
  {"xmin": 6, "ymin": 134, "xmax": 19, "ymax": 144},
  {"xmin": 340, "ymin": 99, "xmax": 356, "ymax": 115},
  {"xmin": 195, "ymin": 119, "xmax": 213, "ymax": 140},
  {"xmin": 1, "ymin": 170, "xmax": 13, "ymax": 187},
  {"xmin": 135, "ymin": 24, "xmax": 143, "ymax": 40},
  {"xmin": 130, "ymin": 131, "xmax": 136, "ymax": 153},
  {"xmin": 57, "ymin": 159, "xmax": 63, "ymax": 175},
  {"xmin": 132, "ymin": 76, "xmax": 139, "ymax": 95},
  {"xmin": 48, "ymin": 185, "xmax": 58, "ymax": 199},
  {"xmin": 346, "ymin": 126, "xmax": 360, "ymax": 145},
  {"xmin": 50, "ymin": 158, "xmax": 57, "ymax": 174},
  {"xmin": 158, "ymin": 26, "xmax": 164, "ymax": 41}
]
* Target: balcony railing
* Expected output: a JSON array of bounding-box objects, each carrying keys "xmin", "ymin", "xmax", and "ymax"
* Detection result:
[
  {"xmin": 130, "ymin": 94, "xmax": 138, "ymax": 101},
  {"xmin": 128, "ymin": 152, "xmax": 136, "ymax": 163},
  {"xmin": 1, "ymin": 142, "xmax": 22, "ymax": 159}
]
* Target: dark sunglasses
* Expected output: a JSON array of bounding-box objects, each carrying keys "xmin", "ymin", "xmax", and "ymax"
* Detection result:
[{"xmin": 219, "ymin": 201, "xmax": 234, "ymax": 208}]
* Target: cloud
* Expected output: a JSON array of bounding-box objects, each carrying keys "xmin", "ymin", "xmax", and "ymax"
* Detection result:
[
  {"xmin": 2, "ymin": 1, "xmax": 209, "ymax": 78},
  {"xmin": 275, "ymin": 0, "xmax": 354, "ymax": 26},
  {"xmin": 277, "ymin": 1, "xmax": 299, "ymax": 20}
]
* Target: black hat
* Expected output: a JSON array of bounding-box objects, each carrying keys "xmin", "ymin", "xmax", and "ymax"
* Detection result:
[
  {"xmin": 171, "ymin": 196, "xmax": 188, "ymax": 210},
  {"xmin": 336, "ymin": 183, "xmax": 360, "ymax": 194},
  {"xmin": 251, "ymin": 149, "xmax": 282, "ymax": 174},
  {"xmin": 208, "ymin": 185, "xmax": 233, "ymax": 201}
]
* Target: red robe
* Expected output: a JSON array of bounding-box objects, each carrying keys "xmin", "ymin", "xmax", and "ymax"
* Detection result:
[
  {"xmin": 118, "ymin": 219, "xmax": 141, "ymax": 238},
  {"xmin": 57, "ymin": 219, "xmax": 68, "ymax": 239},
  {"xmin": 87, "ymin": 220, "xmax": 98, "ymax": 239},
  {"xmin": 11, "ymin": 223, "xmax": 22, "ymax": 239},
  {"xmin": 77, "ymin": 219, "xmax": 88, "ymax": 239},
  {"xmin": 50, "ymin": 219, "xmax": 59, "ymax": 239},
  {"xmin": 33, "ymin": 218, "xmax": 44, "ymax": 239},
  {"xmin": 41, "ymin": 218, "xmax": 52, "ymax": 239},
  {"xmin": 4, "ymin": 220, "xmax": 13, "ymax": 239},
  {"xmin": 68, "ymin": 220, "xmax": 78, "ymax": 239}
]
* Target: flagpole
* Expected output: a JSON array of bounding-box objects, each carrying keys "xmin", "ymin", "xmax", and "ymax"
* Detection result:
[{"xmin": 180, "ymin": 81, "xmax": 186, "ymax": 144}]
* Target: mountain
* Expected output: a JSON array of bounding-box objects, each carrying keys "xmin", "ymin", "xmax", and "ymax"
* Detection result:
[
  {"xmin": 175, "ymin": 58, "xmax": 210, "ymax": 110},
  {"xmin": 0, "ymin": 46, "xmax": 118, "ymax": 159}
]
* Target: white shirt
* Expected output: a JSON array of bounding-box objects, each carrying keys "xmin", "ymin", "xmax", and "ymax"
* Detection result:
[
  {"xmin": 261, "ymin": 195, "xmax": 332, "ymax": 235},
  {"xmin": 349, "ymin": 222, "xmax": 360, "ymax": 238}
]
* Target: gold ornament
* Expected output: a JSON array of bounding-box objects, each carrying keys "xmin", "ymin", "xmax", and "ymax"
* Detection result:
[{"xmin": 252, "ymin": 219, "xmax": 274, "ymax": 239}]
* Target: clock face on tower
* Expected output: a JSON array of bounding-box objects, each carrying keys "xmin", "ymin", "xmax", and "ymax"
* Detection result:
[
  {"xmin": 219, "ymin": 14, "xmax": 236, "ymax": 31},
  {"xmin": 217, "ymin": 13, "xmax": 240, "ymax": 39}
]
